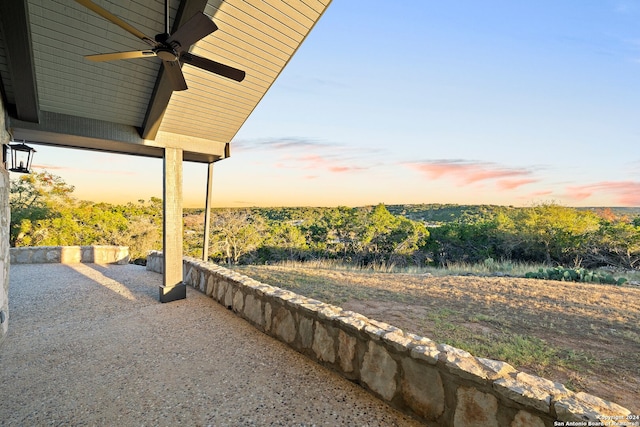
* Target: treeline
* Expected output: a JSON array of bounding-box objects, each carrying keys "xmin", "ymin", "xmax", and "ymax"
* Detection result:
[
  {"xmin": 186, "ymin": 204, "xmax": 429, "ymax": 267},
  {"xmin": 9, "ymin": 172, "xmax": 163, "ymax": 260},
  {"xmin": 9, "ymin": 172, "xmax": 640, "ymax": 270},
  {"xmin": 195, "ymin": 204, "xmax": 640, "ymax": 270}
]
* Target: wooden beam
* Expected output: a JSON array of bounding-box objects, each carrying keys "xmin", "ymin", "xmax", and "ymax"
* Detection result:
[
  {"xmin": 0, "ymin": 0, "xmax": 39, "ymax": 122},
  {"xmin": 141, "ymin": 0, "xmax": 209, "ymax": 140},
  {"xmin": 9, "ymin": 111, "xmax": 226, "ymax": 163}
]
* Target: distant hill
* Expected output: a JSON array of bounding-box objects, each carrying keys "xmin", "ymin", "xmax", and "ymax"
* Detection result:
[
  {"xmin": 386, "ymin": 204, "xmax": 506, "ymax": 224},
  {"xmin": 578, "ymin": 207, "xmax": 640, "ymax": 217},
  {"xmin": 185, "ymin": 204, "xmax": 640, "ymax": 225}
]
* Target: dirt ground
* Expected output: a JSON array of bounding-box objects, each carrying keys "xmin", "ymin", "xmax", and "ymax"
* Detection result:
[{"xmin": 236, "ymin": 266, "xmax": 640, "ymax": 414}]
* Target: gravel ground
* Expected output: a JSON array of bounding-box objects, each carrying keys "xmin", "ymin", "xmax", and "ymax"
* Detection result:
[{"xmin": 0, "ymin": 263, "xmax": 424, "ymax": 427}]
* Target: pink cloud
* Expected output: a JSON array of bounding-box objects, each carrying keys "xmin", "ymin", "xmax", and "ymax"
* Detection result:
[
  {"xmin": 283, "ymin": 154, "xmax": 367, "ymax": 174},
  {"xmin": 565, "ymin": 181, "xmax": 640, "ymax": 206},
  {"xmin": 529, "ymin": 190, "xmax": 553, "ymax": 197},
  {"xmin": 406, "ymin": 160, "xmax": 534, "ymax": 188},
  {"xmin": 565, "ymin": 189, "xmax": 593, "ymax": 201},
  {"xmin": 329, "ymin": 166, "xmax": 352, "ymax": 173},
  {"xmin": 496, "ymin": 179, "xmax": 538, "ymax": 190}
]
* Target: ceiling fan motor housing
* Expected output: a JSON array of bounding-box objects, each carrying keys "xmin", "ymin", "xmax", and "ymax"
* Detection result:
[{"xmin": 155, "ymin": 47, "xmax": 178, "ymax": 61}]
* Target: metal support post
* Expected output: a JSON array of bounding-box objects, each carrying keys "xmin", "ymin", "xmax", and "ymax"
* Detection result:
[{"xmin": 202, "ymin": 162, "xmax": 214, "ymax": 261}]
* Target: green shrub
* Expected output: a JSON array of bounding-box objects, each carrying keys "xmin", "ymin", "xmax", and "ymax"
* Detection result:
[{"xmin": 524, "ymin": 266, "xmax": 627, "ymax": 285}]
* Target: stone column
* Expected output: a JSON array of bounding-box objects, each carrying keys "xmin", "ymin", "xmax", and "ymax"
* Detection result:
[{"xmin": 159, "ymin": 147, "xmax": 186, "ymax": 302}]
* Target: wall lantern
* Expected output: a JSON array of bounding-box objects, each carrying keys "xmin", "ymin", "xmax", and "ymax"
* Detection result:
[{"xmin": 8, "ymin": 142, "xmax": 36, "ymax": 174}]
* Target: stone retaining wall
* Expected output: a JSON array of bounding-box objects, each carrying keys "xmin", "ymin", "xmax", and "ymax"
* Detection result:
[
  {"xmin": 10, "ymin": 246, "xmax": 129, "ymax": 265},
  {"xmin": 147, "ymin": 251, "xmax": 632, "ymax": 426}
]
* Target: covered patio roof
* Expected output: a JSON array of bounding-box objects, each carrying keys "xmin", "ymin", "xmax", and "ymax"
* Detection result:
[
  {"xmin": 0, "ymin": 0, "xmax": 331, "ymax": 302},
  {"xmin": 0, "ymin": 0, "xmax": 330, "ymax": 162}
]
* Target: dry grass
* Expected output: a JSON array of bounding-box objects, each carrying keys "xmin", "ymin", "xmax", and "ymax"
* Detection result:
[{"xmin": 233, "ymin": 264, "xmax": 640, "ymax": 413}]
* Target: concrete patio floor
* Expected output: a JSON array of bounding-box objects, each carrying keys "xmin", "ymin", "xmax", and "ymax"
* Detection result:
[{"xmin": 0, "ymin": 263, "xmax": 424, "ymax": 426}]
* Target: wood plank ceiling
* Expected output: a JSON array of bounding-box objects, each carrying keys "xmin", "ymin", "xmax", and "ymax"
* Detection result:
[{"xmin": 0, "ymin": 0, "xmax": 331, "ymax": 162}]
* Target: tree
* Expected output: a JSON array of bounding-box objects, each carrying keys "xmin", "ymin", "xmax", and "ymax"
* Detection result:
[
  {"xmin": 586, "ymin": 220, "xmax": 640, "ymax": 269},
  {"xmin": 262, "ymin": 222, "xmax": 308, "ymax": 261},
  {"xmin": 9, "ymin": 171, "xmax": 75, "ymax": 246},
  {"xmin": 511, "ymin": 204, "xmax": 600, "ymax": 265},
  {"xmin": 209, "ymin": 209, "xmax": 265, "ymax": 264},
  {"xmin": 357, "ymin": 204, "xmax": 429, "ymax": 265}
]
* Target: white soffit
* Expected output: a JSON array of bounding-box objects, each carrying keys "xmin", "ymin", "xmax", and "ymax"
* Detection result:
[
  {"xmin": 28, "ymin": 0, "xmax": 180, "ymax": 126},
  {"xmin": 159, "ymin": 0, "xmax": 331, "ymax": 143}
]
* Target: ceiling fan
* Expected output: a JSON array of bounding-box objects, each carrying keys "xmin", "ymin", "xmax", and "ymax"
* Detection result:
[{"xmin": 75, "ymin": 0, "xmax": 245, "ymax": 91}]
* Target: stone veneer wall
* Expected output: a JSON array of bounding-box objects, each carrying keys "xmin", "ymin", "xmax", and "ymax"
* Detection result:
[
  {"xmin": 10, "ymin": 246, "xmax": 130, "ymax": 265},
  {"xmin": 1, "ymin": 98, "xmax": 10, "ymax": 346},
  {"xmin": 147, "ymin": 252, "xmax": 632, "ymax": 426},
  {"xmin": 0, "ymin": 162, "xmax": 8, "ymax": 345}
]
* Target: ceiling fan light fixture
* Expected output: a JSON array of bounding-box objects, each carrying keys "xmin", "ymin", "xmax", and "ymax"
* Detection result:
[{"xmin": 155, "ymin": 48, "xmax": 178, "ymax": 61}]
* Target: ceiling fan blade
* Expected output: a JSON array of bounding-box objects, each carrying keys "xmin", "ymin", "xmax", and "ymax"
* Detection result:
[
  {"xmin": 85, "ymin": 50, "xmax": 156, "ymax": 62},
  {"xmin": 166, "ymin": 12, "xmax": 218, "ymax": 52},
  {"xmin": 181, "ymin": 52, "xmax": 245, "ymax": 82},
  {"xmin": 163, "ymin": 60, "xmax": 188, "ymax": 91},
  {"xmin": 74, "ymin": 0, "xmax": 156, "ymax": 47}
]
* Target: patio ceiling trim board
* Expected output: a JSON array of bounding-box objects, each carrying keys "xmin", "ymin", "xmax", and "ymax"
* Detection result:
[
  {"xmin": 0, "ymin": 0, "xmax": 39, "ymax": 123},
  {"xmin": 9, "ymin": 111, "xmax": 226, "ymax": 163}
]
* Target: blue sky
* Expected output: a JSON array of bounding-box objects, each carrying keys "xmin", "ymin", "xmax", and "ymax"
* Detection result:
[{"xmin": 31, "ymin": 1, "xmax": 640, "ymax": 207}]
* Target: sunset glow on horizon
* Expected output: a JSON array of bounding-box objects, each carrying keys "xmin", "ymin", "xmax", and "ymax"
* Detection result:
[{"xmin": 25, "ymin": 1, "xmax": 640, "ymax": 209}]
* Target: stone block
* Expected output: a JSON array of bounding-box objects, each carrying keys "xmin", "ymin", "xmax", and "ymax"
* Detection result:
[
  {"xmin": 361, "ymin": 341, "xmax": 398, "ymax": 401},
  {"xmin": 272, "ymin": 289, "xmax": 297, "ymax": 301},
  {"xmin": 244, "ymin": 294, "xmax": 263, "ymax": 327},
  {"xmin": 400, "ymin": 358, "xmax": 444, "ymax": 420},
  {"xmin": 205, "ymin": 275, "xmax": 214, "ymax": 297},
  {"xmin": 299, "ymin": 316, "xmax": 313, "ymax": 349},
  {"xmin": 338, "ymin": 329, "xmax": 357, "ymax": 373},
  {"xmin": 516, "ymin": 372, "xmax": 571, "ymax": 399},
  {"xmin": 185, "ymin": 266, "xmax": 195, "ymax": 286},
  {"xmin": 232, "ymin": 289, "xmax": 244, "ymax": 313},
  {"xmin": 554, "ymin": 392, "xmax": 631, "ymax": 422},
  {"xmin": 511, "ymin": 410, "xmax": 545, "ymax": 427},
  {"xmin": 493, "ymin": 376, "xmax": 552, "ymax": 413},
  {"xmin": 198, "ymin": 271, "xmax": 206, "ymax": 292},
  {"xmin": 216, "ymin": 281, "xmax": 227, "ymax": 304},
  {"xmin": 47, "ymin": 248, "xmax": 60, "ymax": 262},
  {"xmin": 61, "ymin": 246, "xmax": 81, "ymax": 263},
  {"xmin": 224, "ymin": 283, "xmax": 233, "ymax": 308},
  {"xmin": 337, "ymin": 314, "xmax": 367, "ymax": 333},
  {"xmin": 312, "ymin": 323, "xmax": 335, "ymax": 363},
  {"xmin": 15, "ymin": 249, "xmax": 31, "ymax": 264},
  {"xmin": 81, "ymin": 247, "xmax": 93, "ymax": 263},
  {"xmin": 272, "ymin": 308, "xmax": 296, "ymax": 344},
  {"xmin": 383, "ymin": 331, "xmax": 414, "ymax": 353},
  {"xmin": 440, "ymin": 347, "xmax": 493, "ymax": 383},
  {"xmin": 298, "ymin": 300, "xmax": 325, "ymax": 316},
  {"xmin": 477, "ymin": 357, "xmax": 517, "ymax": 379},
  {"xmin": 317, "ymin": 305, "xmax": 343, "ymax": 321},
  {"xmin": 454, "ymin": 386, "xmax": 499, "ymax": 427},
  {"xmin": 409, "ymin": 344, "xmax": 439, "ymax": 365},
  {"xmin": 265, "ymin": 303, "xmax": 272, "ymax": 332}
]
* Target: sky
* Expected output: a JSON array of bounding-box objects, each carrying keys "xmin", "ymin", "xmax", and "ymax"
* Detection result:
[{"xmin": 27, "ymin": 0, "xmax": 640, "ymax": 208}]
